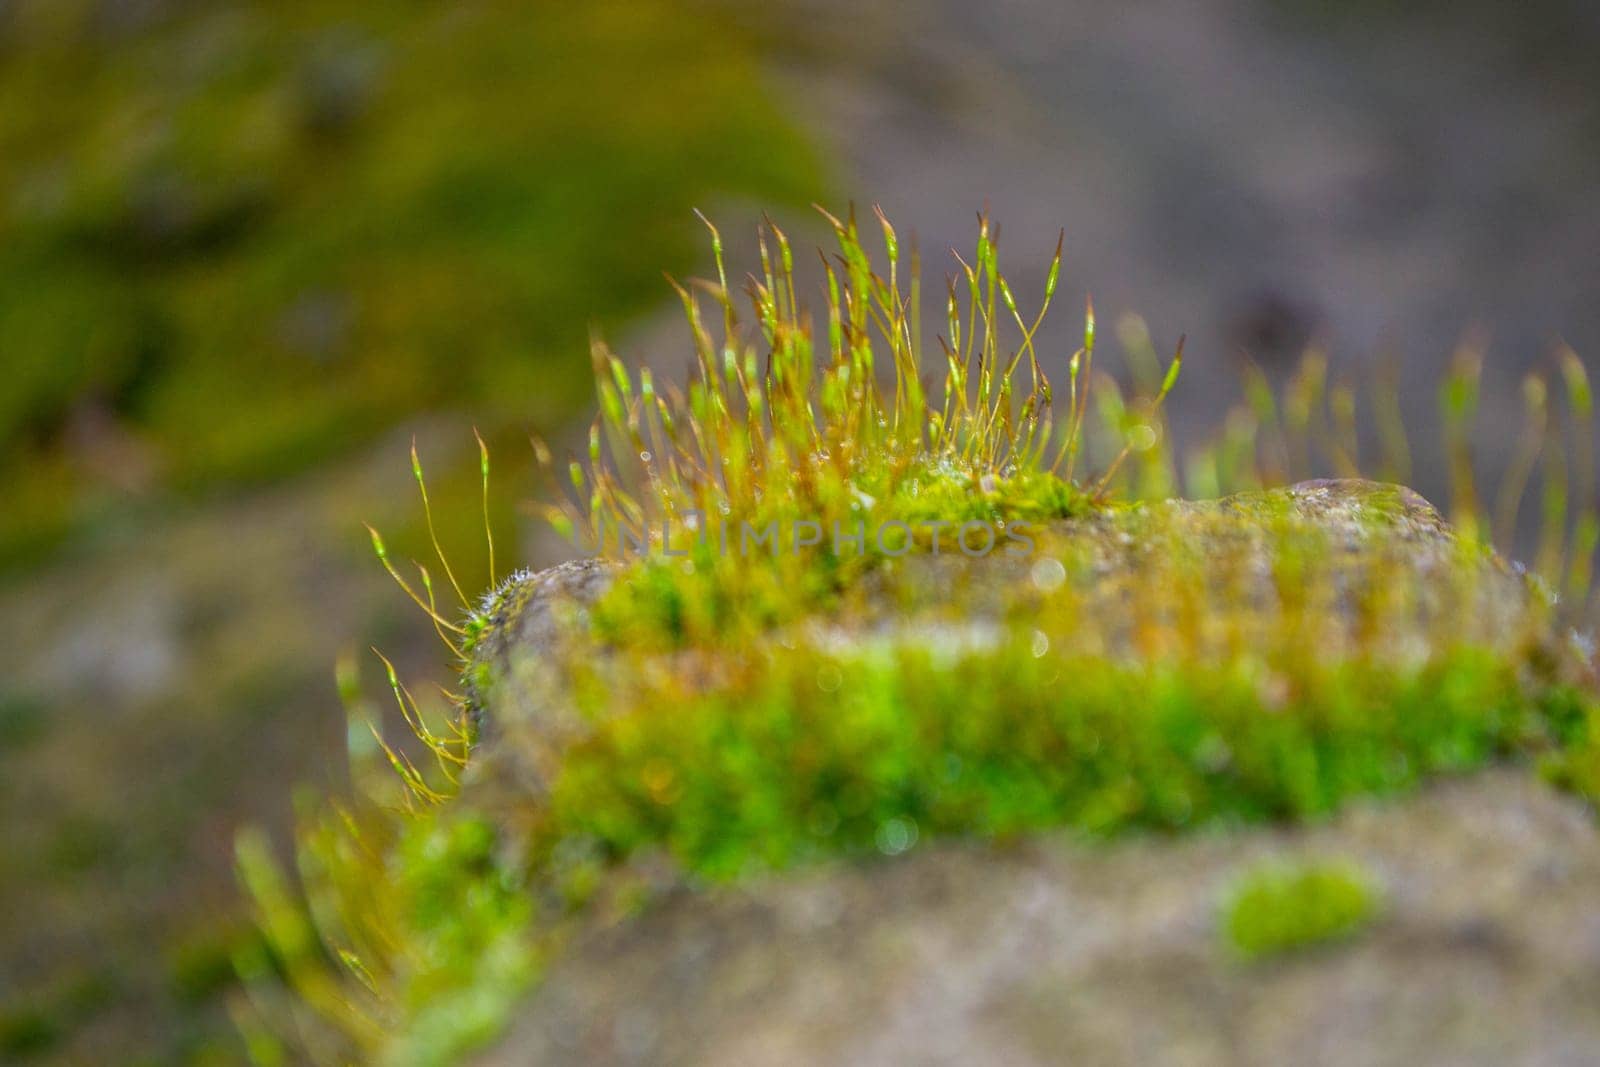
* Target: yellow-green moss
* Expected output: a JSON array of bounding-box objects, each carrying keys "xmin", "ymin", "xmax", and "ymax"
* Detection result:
[
  {"xmin": 1222, "ymin": 858, "xmax": 1381, "ymax": 960},
  {"xmin": 240, "ymin": 211, "xmax": 1600, "ymax": 1065}
]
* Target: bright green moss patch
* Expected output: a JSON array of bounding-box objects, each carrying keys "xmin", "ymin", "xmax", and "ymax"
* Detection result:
[
  {"xmin": 545, "ymin": 647, "xmax": 1576, "ymax": 882},
  {"xmin": 384, "ymin": 817, "xmax": 541, "ymax": 1066},
  {"xmin": 1536, "ymin": 694, "xmax": 1600, "ymax": 804},
  {"xmin": 236, "ymin": 809, "xmax": 542, "ymax": 1067},
  {"xmin": 1222, "ymin": 858, "xmax": 1381, "ymax": 960}
]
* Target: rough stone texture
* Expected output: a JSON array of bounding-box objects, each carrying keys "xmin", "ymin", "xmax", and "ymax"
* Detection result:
[
  {"xmin": 835, "ymin": 477, "xmax": 1535, "ymax": 664},
  {"xmin": 475, "ymin": 770, "xmax": 1600, "ymax": 1067},
  {"xmin": 462, "ymin": 556, "xmax": 619, "ymax": 796},
  {"xmin": 466, "ymin": 557, "xmax": 619, "ymax": 732}
]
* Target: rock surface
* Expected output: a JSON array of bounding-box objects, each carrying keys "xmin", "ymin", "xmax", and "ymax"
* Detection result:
[{"xmin": 475, "ymin": 770, "xmax": 1600, "ymax": 1067}]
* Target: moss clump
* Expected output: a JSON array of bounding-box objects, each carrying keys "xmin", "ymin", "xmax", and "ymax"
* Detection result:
[
  {"xmin": 241, "ymin": 211, "xmax": 1600, "ymax": 1065},
  {"xmin": 236, "ymin": 808, "xmax": 541, "ymax": 1067},
  {"xmin": 523, "ymin": 210, "xmax": 1127, "ymax": 657},
  {"xmin": 550, "ymin": 650, "xmax": 1572, "ymax": 880},
  {"xmin": 1222, "ymin": 858, "xmax": 1381, "ymax": 960},
  {"xmin": 1535, "ymin": 693, "xmax": 1600, "ymax": 804},
  {"xmin": 526, "ymin": 478, "xmax": 1584, "ymax": 880}
]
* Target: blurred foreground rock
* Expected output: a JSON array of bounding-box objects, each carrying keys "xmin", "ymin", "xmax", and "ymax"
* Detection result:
[{"xmin": 476, "ymin": 770, "xmax": 1600, "ymax": 1067}]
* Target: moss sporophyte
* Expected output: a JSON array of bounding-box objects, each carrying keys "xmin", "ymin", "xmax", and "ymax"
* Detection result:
[{"xmin": 236, "ymin": 208, "xmax": 1600, "ymax": 1065}]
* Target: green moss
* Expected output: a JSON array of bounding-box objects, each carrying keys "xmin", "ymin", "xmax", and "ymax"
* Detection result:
[
  {"xmin": 544, "ymin": 646, "xmax": 1570, "ymax": 881},
  {"xmin": 385, "ymin": 816, "xmax": 539, "ymax": 1066},
  {"xmin": 1222, "ymin": 858, "xmax": 1381, "ymax": 960},
  {"xmin": 540, "ymin": 210, "xmax": 1104, "ymax": 653},
  {"xmin": 258, "ymin": 627, "xmax": 1592, "ymax": 1061},
  {"xmin": 236, "ymin": 806, "xmax": 542, "ymax": 1067},
  {"xmin": 244, "ymin": 212, "xmax": 1600, "ymax": 1064},
  {"xmin": 1536, "ymin": 690, "xmax": 1600, "ymax": 803}
]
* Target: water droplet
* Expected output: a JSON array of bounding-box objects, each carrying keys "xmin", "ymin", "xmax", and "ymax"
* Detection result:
[
  {"xmin": 1030, "ymin": 557, "xmax": 1067, "ymax": 592},
  {"xmin": 875, "ymin": 817, "xmax": 918, "ymax": 856}
]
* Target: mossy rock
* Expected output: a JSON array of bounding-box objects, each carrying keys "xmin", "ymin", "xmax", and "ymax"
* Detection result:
[
  {"xmin": 462, "ymin": 479, "xmax": 1545, "ymax": 800},
  {"xmin": 444, "ymin": 479, "xmax": 1600, "ymax": 1064},
  {"xmin": 237, "ymin": 206, "xmax": 1600, "ymax": 1064}
]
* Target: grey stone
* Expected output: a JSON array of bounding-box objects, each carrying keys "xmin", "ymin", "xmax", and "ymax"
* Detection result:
[{"xmin": 475, "ymin": 771, "xmax": 1600, "ymax": 1067}]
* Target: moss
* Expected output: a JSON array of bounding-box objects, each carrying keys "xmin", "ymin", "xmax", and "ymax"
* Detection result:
[
  {"xmin": 384, "ymin": 816, "xmax": 540, "ymax": 1066},
  {"xmin": 1222, "ymin": 858, "xmax": 1381, "ymax": 960},
  {"xmin": 260, "ymin": 612, "xmax": 1594, "ymax": 1061},
  {"xmin": 244, "ymin": 211, "xmax": 1600, "ymax": 1064},
  {"xmin": 1536, "ymin": 691, "xmax": 1600, "ymax": 803},
  {"xmin": 543, "ymin": 647, "xmax": 1569, "ymax": 881}
]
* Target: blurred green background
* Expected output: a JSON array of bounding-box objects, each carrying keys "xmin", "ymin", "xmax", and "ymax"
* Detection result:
[
  {"xmin": 0, "ymin": 0, "xmax": 819, "ymax": 560},
  {"xmin": 4, "ymin": 0, "xmax": 1600, "ymax": 1062}
]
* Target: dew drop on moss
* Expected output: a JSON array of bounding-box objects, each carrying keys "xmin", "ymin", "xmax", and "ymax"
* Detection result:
[
  {"xmin": 875, "ymin": 817, "xmax": 918, "ymax": 856},
  {"xmin": 1031, "ymin": 557, "xmax": 1067, "ymax": 592}
]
